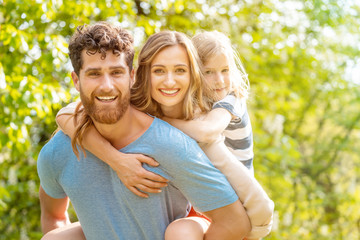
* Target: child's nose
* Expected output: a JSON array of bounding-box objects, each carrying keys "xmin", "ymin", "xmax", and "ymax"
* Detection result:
[{"xmin": 215, "ymin": 72, "xmax": 225, "ymax": 83}]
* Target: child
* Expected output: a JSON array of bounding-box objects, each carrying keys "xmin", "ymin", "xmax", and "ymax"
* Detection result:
[{"xmin": 56, "ymin": 31, "xmax": 273, "ymax": 240}]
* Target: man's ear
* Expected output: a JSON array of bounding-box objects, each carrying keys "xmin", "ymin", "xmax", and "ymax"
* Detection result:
[
  {"xmin": 130, "ymin": 69, "xmax": 135, "ymax": 87},
  {"xmin": 71, "ymin": 71, "xmax": 80, "ymax": 91}
]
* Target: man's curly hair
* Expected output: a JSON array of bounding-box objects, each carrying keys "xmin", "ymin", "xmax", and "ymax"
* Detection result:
[
  {"xmin": 67, "ymin": 22, "xmax": 134, "ymax": 158},
  {"xmin": 69, "ymin": 22, "xmax": 134, "ymax": 76}
]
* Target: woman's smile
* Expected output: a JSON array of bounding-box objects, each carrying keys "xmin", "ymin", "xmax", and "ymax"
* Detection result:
[
  {"xmin": 158, "ymin": 88, "xmax": 180, "ymax": 96},
  {"xmin": 150, "ymin": 44, "xmax": 191, "ymax": 116}
]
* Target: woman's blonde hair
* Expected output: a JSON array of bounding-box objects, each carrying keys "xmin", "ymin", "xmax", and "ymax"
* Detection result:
[
  {"xmin": 192, "ymin": 31, "xmax": 250, "ymax": 100},
  {"xmin": 131, "ymin": 31, "xmax": 210, "ymax": 120}
]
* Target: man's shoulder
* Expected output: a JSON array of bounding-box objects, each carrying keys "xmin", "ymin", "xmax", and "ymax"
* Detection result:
[
  {"xmin": 38, "ymin": 131, "xmax": 72, "ymax": 164},
  {"xmin": 152, "ymin": 118, "xmax": 196, "ymax": 143}
]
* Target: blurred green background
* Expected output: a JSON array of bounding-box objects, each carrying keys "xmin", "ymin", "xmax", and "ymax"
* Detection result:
[{"xmin": 1, "ymin": 0, "xmax": 359, "ymax": 239}]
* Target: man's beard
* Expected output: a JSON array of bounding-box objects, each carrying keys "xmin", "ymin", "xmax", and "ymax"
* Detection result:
[{"xmin": 80, "ymin": 88, "xmax": 130, "ymax": 124}]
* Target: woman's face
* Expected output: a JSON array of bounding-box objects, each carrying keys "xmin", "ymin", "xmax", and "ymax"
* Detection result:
[
  {"xmin": 150, "ymin": 45, "xmax": 191, "ymax": 118},
  {"xmin": 203, "ymin": 53, "xmax": 231, "ymax": 101}
]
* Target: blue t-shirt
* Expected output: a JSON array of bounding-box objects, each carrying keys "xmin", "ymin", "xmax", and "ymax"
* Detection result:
[{"xmin": 37, "ymin": 117, "xmax": 238, "ymax": 240}]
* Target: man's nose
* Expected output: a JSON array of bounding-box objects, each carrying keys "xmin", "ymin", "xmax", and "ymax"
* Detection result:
[{"xmin": 100, "ymin": 74, "xmax": 114, "ymax": 92}]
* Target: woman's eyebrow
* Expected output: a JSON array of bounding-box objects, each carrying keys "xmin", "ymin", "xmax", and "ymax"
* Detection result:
[
  {"xmin": 151, "ymin": 64, "xmax": 164, "ymax": 68},
  {"xmin": 175, "ymin": 64, "xmax": 189, "ymax": 68}
]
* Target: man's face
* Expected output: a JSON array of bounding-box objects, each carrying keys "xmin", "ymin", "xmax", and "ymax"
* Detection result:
[{"xmin": 72, "ymin": 50, "xmax": 134, "ymax": 124}]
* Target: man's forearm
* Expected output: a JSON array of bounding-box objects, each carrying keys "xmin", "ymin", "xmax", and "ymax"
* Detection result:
[
  {"xmin": 41, "ymin": 212, "xmax": 71, "ymax": 234},
  {"xmin": 41, "ymin": 211, "xmax": 71, "ymax": 234}
]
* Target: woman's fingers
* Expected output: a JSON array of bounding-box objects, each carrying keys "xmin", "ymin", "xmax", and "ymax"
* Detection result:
[
  {"xmin": 129, "ymin": 186, "xmax": 149, "ymax": 198},
  {"xmin": 142, "ymin": 170, "xmax": 169, "ymax": 183},
  {"xmin": 137, "ymin": 155, "xmax": 160, "ymax": 167}
]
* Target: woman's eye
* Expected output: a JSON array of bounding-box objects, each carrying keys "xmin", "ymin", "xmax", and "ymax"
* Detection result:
[
  {"xmin": 176, "ymin": 68, "xmax": 186, "ymax": 73},
  {"xmin": 222, "ymin": 69, "xmax": 229, "ymax": 73},
  {"xmin": 153, "ymin": 69, "xmax": 164, "ymax": 73},
  {"xmin": 205, "ymin": 70, "xmax": 213, "ymax": 75}
]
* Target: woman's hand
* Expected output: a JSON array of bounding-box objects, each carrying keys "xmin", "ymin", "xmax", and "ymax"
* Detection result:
[{"xmin": 110, "ymin": 152, "xmax": 169, "ymax": 198}]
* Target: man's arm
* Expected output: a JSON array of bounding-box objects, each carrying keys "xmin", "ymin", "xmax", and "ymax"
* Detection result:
[
  {"xmin": 39, "ymin": 186, "xmax": 71, "ymax": 234},
  {"xmin": 203, "ymin": 200, "xmax": 251, "ymax": 240}
]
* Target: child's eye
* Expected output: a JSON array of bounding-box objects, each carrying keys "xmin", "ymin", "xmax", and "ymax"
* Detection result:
[{"xmin": 222, "ymin": 69, "xmax": 229, "ymax": 73}]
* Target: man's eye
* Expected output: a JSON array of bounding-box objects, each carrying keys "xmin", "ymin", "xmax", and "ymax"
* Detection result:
[
  {"xmin": 89, "ymin": 72, "xmax": 100, "ymax": 76},
  {"xmin": 113, "ymin": 71, "xmax": 123, "ymax": 75}
]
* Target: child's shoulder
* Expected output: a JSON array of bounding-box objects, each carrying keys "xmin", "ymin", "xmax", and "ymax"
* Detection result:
[{"xmin": 213, "ymin": 94, "xmax": 247, "ymax": 118}]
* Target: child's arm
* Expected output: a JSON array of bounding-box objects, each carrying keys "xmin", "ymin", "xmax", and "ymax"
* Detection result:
[
  {"xmin": 162, "ymin": 108, "xmax": 232, "ymax": 144},
  {"xmin": 56, "ymin": 104, "xmax": 169, "ymax": 198},
  {"xmin": 201, "ymin": 138, "xmax": 274, "ymax": 239}
]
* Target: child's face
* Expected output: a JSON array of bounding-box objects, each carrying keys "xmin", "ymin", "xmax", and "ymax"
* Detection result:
[{"xmin": 203, "ymin": 53, "xmax": 231, "ymax": 101}]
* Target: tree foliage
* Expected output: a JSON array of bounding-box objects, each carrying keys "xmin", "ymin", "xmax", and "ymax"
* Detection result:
[{"xmin": 1, "ymin": 0, "xmax": 359, "ymax": 239}]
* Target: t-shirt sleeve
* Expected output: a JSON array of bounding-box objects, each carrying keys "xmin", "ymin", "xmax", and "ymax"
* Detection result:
[
  {"xmin": 37, "ymin": 140, "xmax": 67, "ymax": 199},
  {"xmin": 212, "ymin": 94, "xmax": 246, "ymax": 119},
  {"xmin": 156, "ymin": 135, "xmax": 238, "ymax": 213}
]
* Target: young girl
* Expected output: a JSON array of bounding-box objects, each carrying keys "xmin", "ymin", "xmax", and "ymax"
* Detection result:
[{"xmin": 54, "ymin": 31, "xmax": 273, "ymax": 240}]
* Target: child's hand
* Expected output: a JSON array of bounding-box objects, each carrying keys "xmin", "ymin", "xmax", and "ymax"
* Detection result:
[{"xmin": 111, "ymin": 153, "xmax": 169, "ymax": 198}]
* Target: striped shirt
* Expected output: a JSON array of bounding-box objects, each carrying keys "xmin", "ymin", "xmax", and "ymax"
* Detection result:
[{"xmin": 213, "ymin": 94, "xmax": 254, "ymax": 173}]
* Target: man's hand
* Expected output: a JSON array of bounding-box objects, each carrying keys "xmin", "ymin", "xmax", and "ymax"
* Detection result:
[{"xmin": 110, "ymin": 153, "xmax": 169, "ymax": 198}]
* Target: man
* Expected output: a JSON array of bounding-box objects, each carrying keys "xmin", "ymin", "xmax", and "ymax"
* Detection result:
[{"xmin": 38, "ymin": 22, "xmax": 250, "ymax": 240}]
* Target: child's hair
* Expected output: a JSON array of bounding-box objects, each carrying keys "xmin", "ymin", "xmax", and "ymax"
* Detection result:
[
  {"xmin": 131, "ymin": 31, "xmax": 210, "ymax": 119},
  {"xmin": 192, "ymin": 31, "xmax": 250, "ymax": 100}
]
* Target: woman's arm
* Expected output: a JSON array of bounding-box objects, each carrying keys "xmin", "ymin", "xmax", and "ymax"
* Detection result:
[
  {"xmin": 200, "ymin": 139, "xmax": 274, "ymax": 239},
  {"xmin": 56, "ymin": 105, "xmax": 169, "ymax": 198},
  {"xmin": 163, "ymin": 108, "xmax": 232, "ymax": 144}
]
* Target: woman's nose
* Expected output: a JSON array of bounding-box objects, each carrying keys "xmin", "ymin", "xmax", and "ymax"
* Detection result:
[{"xmin": 163, "ymin": 72, "xmax": 176, "ymax": 87}]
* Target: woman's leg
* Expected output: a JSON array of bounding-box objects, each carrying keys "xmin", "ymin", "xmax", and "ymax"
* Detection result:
[
  {"xmin": 41, "ymin": 222, "xmax": 85, "ymax": 240},
  {"xmin": 165, "ymin": 216, "xmax": 210, "ymax": 240}
]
